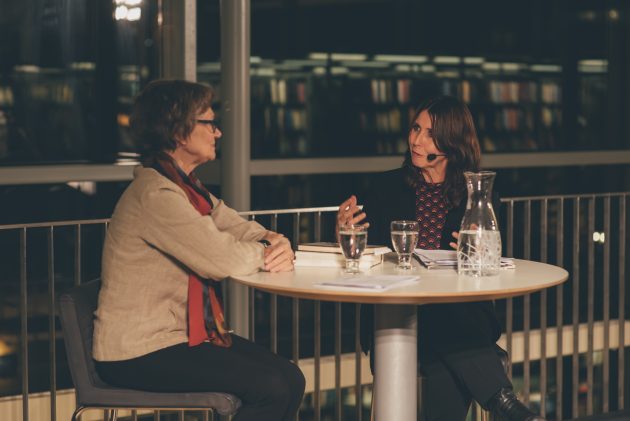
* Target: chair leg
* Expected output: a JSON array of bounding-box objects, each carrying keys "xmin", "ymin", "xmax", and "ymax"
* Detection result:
[
  {"xmin": 105, "ymin": 409, "xmax": 118, "ymax": 421},
  {"xmin": 370, "ymin": 383, "xmax": 375, "ymax": 421},
  {"xmin": 71, "ymin": 407, "xmax": 86, "ymax": 421},
  {"xmin": 480, "ymin": 406, "xmax": 491, "ymax": 421}
]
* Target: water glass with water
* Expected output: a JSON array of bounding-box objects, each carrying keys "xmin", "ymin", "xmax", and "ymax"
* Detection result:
[
  {"xmin": 390, "ymin": 220, "xmax": 419, "ymax": 270},
  {"xmin": 338, "ymin": 224, "xmax": 368, "ymax": 273}
]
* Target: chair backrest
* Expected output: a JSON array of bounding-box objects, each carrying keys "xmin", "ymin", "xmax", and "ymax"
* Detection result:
[{"xmin": 58, "ymin": 279, "xmax": 105, "ymax": 401}]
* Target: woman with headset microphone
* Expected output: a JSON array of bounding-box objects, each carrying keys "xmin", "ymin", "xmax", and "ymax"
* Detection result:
[{"xmin": 337, "ymin": 96, "xmax": 543, "ymax": 421}]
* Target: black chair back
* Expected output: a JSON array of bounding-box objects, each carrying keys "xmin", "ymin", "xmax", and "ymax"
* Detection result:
[{"xmin": 59, "ymin": 279, "xmax": 105, "ymax": 402}]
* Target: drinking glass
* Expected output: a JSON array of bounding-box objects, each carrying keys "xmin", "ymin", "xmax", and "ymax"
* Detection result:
[
  {"xmin": 390, "ymin": 220, "xmax": 419, "ymax": 270},
  {"xmin": 338, "ymin": 224, "xmax": 368, "ymax": 273}
]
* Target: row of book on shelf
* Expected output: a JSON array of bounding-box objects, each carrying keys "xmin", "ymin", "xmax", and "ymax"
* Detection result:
[
  {"xmin": 252, "ymin": 78, "xmax": 307, "ymax": 105},
  {"xmin": 0, "ymin": 86, "xmax": 14, "ymax": 107},
  {"xmin": 358, "ymin": 108, "xmax": 409, "ymax": 134},
  {"xmin": 248, "ymin": 77, "xmax": 562, "ymax": 107},
  {"xmin": 354, "ymin": 106, "xmax": 561, "ymax": 136},
  {"xmin": 369, "ymin": 79, "xmax": 412, "ymax": 104},
  {"xmin": 257, "ymin": 111, "xmax": 558, "ymax": 153},
  {"xmin": 262, "ymin": 107, "xmax": 308, "ymax": 132},
  {"xmin": 474, "ymin": 107, "xmax": 562, "ymax": 132},
  {"xmin": 485, "ymin": 81, "xmax": 561, "ymax": 104},
  {"xmin": 363, "ymin": 79, "xmax": 562, "ymax": 105}
]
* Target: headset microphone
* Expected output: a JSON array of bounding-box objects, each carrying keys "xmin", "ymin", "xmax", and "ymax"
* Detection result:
[{"xmin": 426, "ymin": 153, "xmax": 447, "ymax": 161}]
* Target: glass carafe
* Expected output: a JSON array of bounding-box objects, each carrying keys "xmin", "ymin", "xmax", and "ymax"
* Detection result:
[{"xmin": 457, "ymin": 171, "xmax": 501, "ymax": 276}]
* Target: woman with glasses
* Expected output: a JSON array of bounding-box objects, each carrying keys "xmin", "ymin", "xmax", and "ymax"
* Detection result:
[
  {"xmin": 93, "ymin": 80, "xmax": 304, "ymax": 421},
  {"xmin": 337, "ymin": 96, "xmax": 544, "ymax": 421}
]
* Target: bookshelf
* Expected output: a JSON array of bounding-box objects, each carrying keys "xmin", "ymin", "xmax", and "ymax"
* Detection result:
[
  {"xmin": 196, "ymin": 54, "xmax": 630, "ymax": 164},
  {"xmin": 251, "ymin": 75, "xmax": 310, "ymax": 157},
  {"xmin": 345, "ymin": 62, "xmax": 564, "ymax": 155},
  {"xmin": 1, "ymin": 55, "xmax": 626, "ymax": 190},
  {"xmin": 576, "ymin": 60, "xmax": 610, "ymax": 151},
  {"xmin": 194, "ymin": 54, "xmax": 628, "ymax": 209}
]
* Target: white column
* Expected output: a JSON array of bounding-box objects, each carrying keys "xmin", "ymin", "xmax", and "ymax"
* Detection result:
[
  {"xmin": 220, "ymin": 0, "xmax": 251, "ymax": 337},
  {"xmin": 160, "ymin": 0, "xmax": 196, "ymax": 81},
  {"xmin": 374, "ymin": 304, "xmax": 418, "ymax": 421}
]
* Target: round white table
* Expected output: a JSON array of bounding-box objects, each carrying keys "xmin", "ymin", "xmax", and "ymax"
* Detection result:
[{"xmin": 230, "ymin": 254, "xmax": 569, "ymax": 421}]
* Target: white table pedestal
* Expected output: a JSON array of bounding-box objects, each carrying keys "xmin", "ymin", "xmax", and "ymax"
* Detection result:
[{"xmin": 374, "ymin": 304, "xmax": 418, "ymax": 421}]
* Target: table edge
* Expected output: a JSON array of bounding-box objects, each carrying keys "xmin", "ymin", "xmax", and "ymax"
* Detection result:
[{"xmin": 230, "ymin": 263, "xmax": 569, "ymax": 304}]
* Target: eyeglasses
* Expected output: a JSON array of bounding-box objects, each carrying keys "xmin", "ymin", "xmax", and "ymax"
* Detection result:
[{"xmin": 196, "ymin": 119, "xmax": 220, "ymax": 134}]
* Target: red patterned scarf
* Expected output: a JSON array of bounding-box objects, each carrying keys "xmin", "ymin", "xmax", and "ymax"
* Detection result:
[{"xmin": 151, "ymin": 156, "xmax": 232, "ymax": 348}]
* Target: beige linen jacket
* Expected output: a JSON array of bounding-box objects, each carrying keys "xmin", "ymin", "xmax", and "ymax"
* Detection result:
[{"xmin": 93, "ymin": 167, "xmax": 267, "ymax": 361}]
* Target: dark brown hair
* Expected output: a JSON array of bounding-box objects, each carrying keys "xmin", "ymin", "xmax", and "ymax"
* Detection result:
[
  {"xmin": 402, "ymin": 95, "xmax": 481, "ymax": 207},
  {"xmin": 130, "ymin": 79, "xmax": 214, "ymax": 162}
]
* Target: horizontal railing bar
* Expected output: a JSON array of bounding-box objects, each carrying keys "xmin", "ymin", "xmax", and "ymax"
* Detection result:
[
  {"xmin": 0, "ymin": 218, "xmax": 111, "ymax": 230},
  {"xmin": 497, "ymin": 320, "xmax": 630, "ymax": 363},
  {"xmin": 0, "ymin": 207, "xmax": 340, "ymax": 231},
  {"xmin": 499, "ymin": 191, "xmax": 630, "ymax": 202}
]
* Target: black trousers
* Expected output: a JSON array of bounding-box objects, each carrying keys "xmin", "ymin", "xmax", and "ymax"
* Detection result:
[
  {"xmin": 363, "ymin": 301, "xmax": 512, "ymax": 421},
  {"xmin": 95, "ymin": 336, "xmax": 305, "ymax": 421},
  {"xmin": 419, "ymin": 346, "xmax": 511, "ymax": 421}
]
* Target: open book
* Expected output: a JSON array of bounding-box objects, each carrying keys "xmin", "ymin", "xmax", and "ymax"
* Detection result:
[
  {"xmin": 414, "ymin": 249, "xmax": 515, "ymax": 270},
  {"xmin": 316, "ymin": 275, "xmax": 420, "ymax": 291}
]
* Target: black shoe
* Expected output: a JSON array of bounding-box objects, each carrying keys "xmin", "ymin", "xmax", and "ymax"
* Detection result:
[{"xmin": 488, "ymin": 388, "xmax": 546, "ymax": 421}]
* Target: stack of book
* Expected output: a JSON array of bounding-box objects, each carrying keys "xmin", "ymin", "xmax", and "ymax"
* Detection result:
[
  {"xmin": 414, "ymin": 249, "xmax": 516, "ymax": 270},
  {"xmin": 295, "ymin": 242, "xmax": 391, "ymax": 269}
]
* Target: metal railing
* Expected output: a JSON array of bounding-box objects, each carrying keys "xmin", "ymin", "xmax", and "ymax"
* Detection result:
[
  {"xmin": 500, "ymin": 193, "xmax": 629, "ymax": 419},
  {"xmin": 0, "ymin": 194, "xmax": 628, "ymax": 421}
]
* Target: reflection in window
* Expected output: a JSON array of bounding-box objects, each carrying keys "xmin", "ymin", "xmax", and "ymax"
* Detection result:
[{"xmin": 0, "ymin": 0, "xmax": 159, "ymax": 165}]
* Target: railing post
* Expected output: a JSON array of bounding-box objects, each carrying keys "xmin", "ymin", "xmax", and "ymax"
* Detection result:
[{"xmin": 20, "ymin": 228, "xmax": 28, "ymax": 421}]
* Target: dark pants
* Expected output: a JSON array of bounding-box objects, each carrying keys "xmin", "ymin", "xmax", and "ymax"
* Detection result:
[
  {"xmin": 419, "ymin": 346, "xmax": 511, "ymax": 421},
  {"xmin": 95, "ymin": 336, "xmax": 305, "ymax": 421},
  {"xmin": 363, "ymin": 301, "xmax": 512, "ymax": 421}
]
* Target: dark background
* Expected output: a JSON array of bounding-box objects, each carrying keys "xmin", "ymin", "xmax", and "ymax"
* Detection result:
[{"xmin": 0, "ymin": 0, "xmax": 628, "ymax": 223}]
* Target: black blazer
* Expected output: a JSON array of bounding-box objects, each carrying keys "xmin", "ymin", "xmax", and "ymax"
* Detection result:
[
  {"xmin": 360, "ymin": 168, "xmax": 466, "ymax": 250},
  {"xmin": 357, "ymin": 167, "xmax": 503, "ymax": 362}
]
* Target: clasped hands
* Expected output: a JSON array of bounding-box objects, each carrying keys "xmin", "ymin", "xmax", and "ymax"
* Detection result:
[{"xmin": 261, "ymin": 231, "xmax": 295, "ymax": 273}]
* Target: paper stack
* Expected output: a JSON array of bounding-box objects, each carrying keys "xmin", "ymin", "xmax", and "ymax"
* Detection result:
[
  {"xmin": 414, "ymin": 249, "xmax": 516, "ymax": 270},
  {"xmin": 295, "ymin": 242, "xmax": 391, "ymax": 269},
  {"xmin": 316, "ymin": 275, "xmax": 420, "ymax": 291}
]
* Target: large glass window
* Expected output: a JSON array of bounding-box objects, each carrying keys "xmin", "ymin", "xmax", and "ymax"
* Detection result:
[
  {"xmin": 198, "ymin": 0, "xmax": 629, "ymax": 159},
  {"xmin": 0, "ymin": 0, "xmax": 159, "ymax": 165},
  {"xmin": 196, "ymin": 0, "xmax": 630, "ymax": 208}
]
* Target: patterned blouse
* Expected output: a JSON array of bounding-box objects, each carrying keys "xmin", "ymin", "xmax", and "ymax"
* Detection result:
[{"xmin": 415, "ymin": 180, "xmax": 449, "ymax": 250}]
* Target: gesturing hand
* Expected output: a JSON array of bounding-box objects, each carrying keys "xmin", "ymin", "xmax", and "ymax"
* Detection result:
[
  {"xmin": 336, "ymin": 195, "xmax": 370, "ymax": 239},
  {"xmin": 262, "ymin": 231, "xmax": 295, "ymax": 273},
  {"xmin": 449, "ymin": 231, "xmax": 459, "ymax": 250},
  {"xmin": 450, "ymin": 223, "xmax": 478, "ymax": 249}
]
